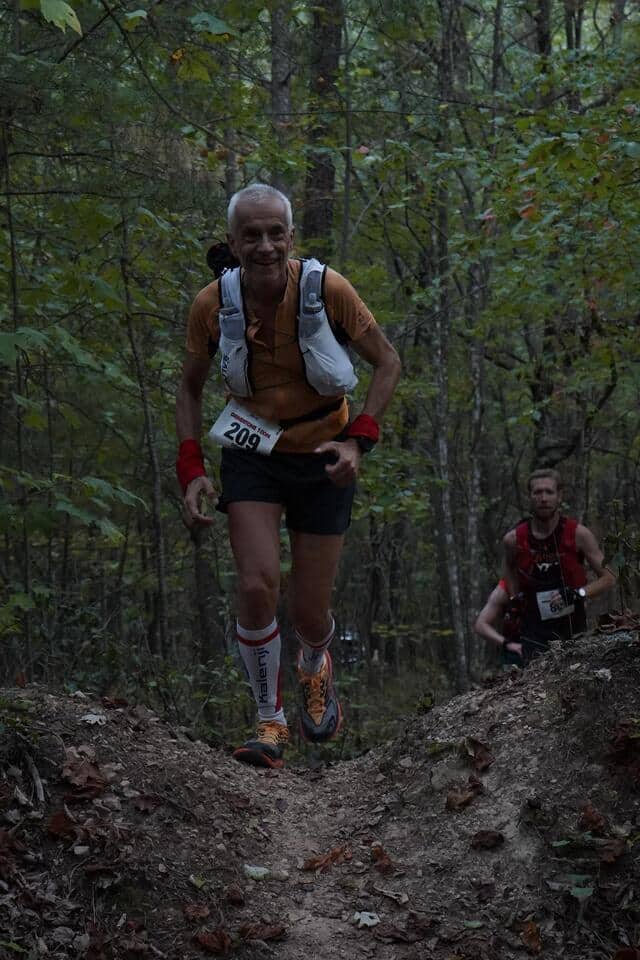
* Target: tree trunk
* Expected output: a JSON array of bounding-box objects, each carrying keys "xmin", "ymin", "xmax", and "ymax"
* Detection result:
[
  {"xmin": 433, "ymin": 0, "xmax": 468, "ymax": 692},
  {"xmin": 270, "ymin": 1, "xmax": 294, "ymax": 195},
  {"xmin": 120, "ymin": 220, "xmax": 170, "ymax": 660},
  {"xmin": 301, "ymin": 0, "xmax": 343, "ymax": 257}
]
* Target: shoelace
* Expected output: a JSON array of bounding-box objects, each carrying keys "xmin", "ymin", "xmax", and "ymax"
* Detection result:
[
  {"xmin": 301, "ymin": 671, "xmax": 328, "ymax": 723},
  {"xmin": 256, "ymin": 722, "xmax": 288, "ymax": 746}
]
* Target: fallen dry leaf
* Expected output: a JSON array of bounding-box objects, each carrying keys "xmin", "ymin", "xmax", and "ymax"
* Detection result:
[
  {"xmin": 612, "ymin": 949, "xmax": 640, "ymax": 960},
  {"xmin": 193, "ymin": 927, "xmax": 232, "ymax": 955},
  {"xmin": 183, "ymin": 903, "xmax": 211, "ymax": 921},
  {"xmin": 238, "ymin": 922, "xmax": 286, "ymax": 942},
  {"xmin": 470, "ymin": 830, "xmax": 504, "ymax": 850},
  {"xmin": 374, "ymin": 922, "xmax": 421, "ymax": 943},
  {"xmin": 595, "ymin": 837, "xmax": 626, "ymax": 863},
  {"xmin": 102, "ymin": 696, "xmax": 129, "ymax": 709},
  {"xmin": 371, "ymin": 842, "xmax": 395, "ymax": 875},
  {"xmin": 225, "ymin": 884, "xmax": 245, "ymax": 906},
  {"xmin": 521, "ymin": 919, "xmax": 542, "ymax": 954},
  {"xmin": 578, "ymin": 802, "xmax": 608, "ymax": 836},
  {"xmin": 464, "ymin": 737, "xmax": 495, "ymax": 772},
  {"xmin": 62, "ymin": 747, "xmax": 107, "ymax": 801},
  {"xmin": 48, "ymin": 809, "xmax": 79, "ymax": 838},
  {"xmin": 446, "ymin": 775, "xmax": 483, "ymax": 812},
  {"xmin": 15, "ymin": 672, "xmax": 26, "ymax": 688},
  {"xmin": 303, "ymin": 842, "xmax": 352, "ymax": 872},
  {"xmin": 133, "ymin": 795, "xmax": 158, "ymax": 814}
]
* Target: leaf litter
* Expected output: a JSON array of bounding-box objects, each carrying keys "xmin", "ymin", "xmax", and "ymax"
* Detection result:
[{"xmin": 2, "ymin": 630, "xmax": 640, "ymax": 958}]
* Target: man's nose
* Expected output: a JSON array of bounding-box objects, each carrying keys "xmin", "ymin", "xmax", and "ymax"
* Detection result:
[{"xmin": 256, "ymin": 232, "xmax": 274, "ymax": 251}]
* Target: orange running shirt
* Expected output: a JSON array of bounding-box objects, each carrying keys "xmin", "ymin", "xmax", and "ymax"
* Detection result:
[{"xmin": 186, "ymin": 259, "xmax": 377, "ymax": 453}]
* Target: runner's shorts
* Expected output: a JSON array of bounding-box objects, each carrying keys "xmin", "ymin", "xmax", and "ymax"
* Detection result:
[{"xmin": 216, "ymin": 445, "xmax": 355, "ymax": 535}]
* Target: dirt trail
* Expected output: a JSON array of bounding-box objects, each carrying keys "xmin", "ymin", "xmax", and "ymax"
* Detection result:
[{"xmin": 1, "ymin": 629, "xmax": 640, "ymax": 959}]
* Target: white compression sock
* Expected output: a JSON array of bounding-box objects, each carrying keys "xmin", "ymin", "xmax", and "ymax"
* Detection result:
[
  {"xmin": 236, "ymin": 619, "xmax": 286, "ymax": 725},
  {"xmin": 297, "ymin": 617, "xmax": 335, "ymax": 675}
]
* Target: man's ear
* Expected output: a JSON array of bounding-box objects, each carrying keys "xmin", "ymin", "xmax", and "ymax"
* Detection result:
[{"xmin": 288, "ymin": 226, "xmax": 295, "ymax": 252}]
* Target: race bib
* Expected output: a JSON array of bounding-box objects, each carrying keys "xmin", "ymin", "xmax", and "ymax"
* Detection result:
[
  {"xmin": 209, "ymin": 401, "xmax": 282, "ymax": 456},
  {"xmin": 536, "ymin": 589, "xmax": 575, "ymax": 621}
]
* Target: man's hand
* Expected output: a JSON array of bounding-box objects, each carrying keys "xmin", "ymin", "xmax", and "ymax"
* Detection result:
[
  {"xmin": 314, "ymin": 438, "xmax": 361, "ymax": 487},
  {"xmin": 184, "ymin": 475, "xmax": 218, "ymax": 526},
  {"xmin": 503, "ymin": 639, "xmax": 523, "ymax": 658}
]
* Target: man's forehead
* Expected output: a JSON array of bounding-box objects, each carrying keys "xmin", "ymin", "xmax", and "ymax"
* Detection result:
[
  {"xmin": 531, "ymin": 479, "xmax": 558, "ymax": 493},
  {"xmin": 233, "ymin": 197, "xmax": 289, "ymax": 228}
]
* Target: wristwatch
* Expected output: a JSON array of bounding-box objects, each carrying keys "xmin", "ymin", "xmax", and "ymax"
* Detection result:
[
  {"xmin": 576, "ymin": 587, "xmax": 587, "ymax": 601},
  {"xmin": 353, "ymin": 435, "xmax": 377, "ymax": 455}
]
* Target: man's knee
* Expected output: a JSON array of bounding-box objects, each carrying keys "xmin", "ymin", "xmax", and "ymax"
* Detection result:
[
  {"xmin": 290, "ymin": 606, "xmax": 333, "ymax": 641},
  {"xmin": 237, "ymin": 570, "xmax": 279, "ymax": 615}
]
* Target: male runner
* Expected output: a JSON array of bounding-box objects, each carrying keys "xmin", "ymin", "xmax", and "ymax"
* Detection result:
[
  {"xmin": 175, "ymin": 184, "xmax": 401, "ymax": 768},
  {"xmin": 502, "ymin": 468, "xmax": 615, "ymax": 662}
]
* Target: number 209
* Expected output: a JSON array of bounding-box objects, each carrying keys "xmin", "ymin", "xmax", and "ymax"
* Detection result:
[{"xmin": 223, "ymin": 421, "xmax": 260, "ymax": 452}]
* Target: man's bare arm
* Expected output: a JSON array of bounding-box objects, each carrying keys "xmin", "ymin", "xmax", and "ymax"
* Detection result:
[
  {"xmin": 176, "ymin": 354, "xmax": 212, "ymax": 442},
  {"xmin": 176, "ymin": 354, "xmax": 217, "ymax": 525},
  {"xmin": 576, "ymin": 525, "xmax": 617, "ymax": 600},
  {"xmin": 474, "ymin": 585, "xmax": 509, "ymax": 647},
  {"xmin": 502, "ymin": 529, "xmax": 519, "ymax": 598}
]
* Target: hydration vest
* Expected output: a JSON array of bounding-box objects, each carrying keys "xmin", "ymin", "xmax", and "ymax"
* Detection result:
[
  {"xmin": 515, "ymin": 516, "xmax": 587, "ymax": 592},
  {"xmin": 217, "ymin": 258, "xmax": 359, "ymax": 399}
]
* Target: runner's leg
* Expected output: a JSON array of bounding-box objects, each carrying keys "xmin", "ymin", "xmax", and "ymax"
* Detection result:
[
  {"xmin": 288, "ymin": 531, "xmax": 344, "ymax": 741},
  {"xmin": 228, "ymin": 501, "xmax": 287, "ymax": 727}
]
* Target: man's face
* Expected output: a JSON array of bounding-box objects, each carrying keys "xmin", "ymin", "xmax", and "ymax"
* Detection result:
[
  {"xmin": 227, "ymin": 197, "xmax": 294, "ymax": 290},
  {"xmin": 529, "ymin": 477, "xmax": 561, "ymax": 520}
]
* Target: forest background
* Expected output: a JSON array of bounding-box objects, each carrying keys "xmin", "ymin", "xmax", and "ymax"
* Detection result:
[{"xmin": 1, "ymin": 0, "xmax": 638, "ymax": 759}]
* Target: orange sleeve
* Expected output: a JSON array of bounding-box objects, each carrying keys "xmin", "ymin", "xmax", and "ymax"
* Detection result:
[
  {"xmin": 185, "ymin": 281, "xmax": 221, "ymax": 361},
  {"xmin": 323, "ymin": 268, "xmax": 377, "ymax": 343}
]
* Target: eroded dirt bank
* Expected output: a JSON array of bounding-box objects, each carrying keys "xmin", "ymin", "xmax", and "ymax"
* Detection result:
[{"xmin": 1, "ymin": 628, "xmax": 639, "ymax": 959}]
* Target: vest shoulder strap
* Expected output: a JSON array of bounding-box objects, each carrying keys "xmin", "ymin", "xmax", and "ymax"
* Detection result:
[
  {"xmin": 299, "ymin": 257, "xmax": 326, "ymax": 306},
  {"xmin": 560, "ymin": 516, "xmax": 578, "ymax": 551},
  {"xmin": 219, "ymin": 267, "xmax": 243, "ymax": 316}
]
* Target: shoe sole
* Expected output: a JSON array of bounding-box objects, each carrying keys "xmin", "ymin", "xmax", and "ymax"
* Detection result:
[
  {"xmin": 297, "ymin": 650, "xmax": 344, "ymax": 744},
  {"xmin": 233, "ymin": 746, "xmax": 285, "ymax": 769},
  {"xmin": 299, "ymin": 699, "xmax": 344, "ymax": 744}
]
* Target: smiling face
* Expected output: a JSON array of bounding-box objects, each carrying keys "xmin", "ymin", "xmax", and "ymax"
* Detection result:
[
  {"xmin": 529, "ymin": 476, "xmax": 561, "ymax": 521},
  {"xmin": 227, "ymin": 196, "xmax": 294, "ymax": 297}
]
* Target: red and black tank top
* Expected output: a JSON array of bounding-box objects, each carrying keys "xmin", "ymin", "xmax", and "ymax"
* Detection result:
[{"xmin": 515, "ymin": 515, "xmax": 587, "ymax": 640}]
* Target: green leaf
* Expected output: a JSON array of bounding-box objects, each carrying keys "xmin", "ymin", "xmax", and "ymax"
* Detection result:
[
  {"xmin": 189, "ymin": 12, "xmax": 234, "ymax": 36},
  {"xmin": 40, "ymin": 0, "xmax": 82, "ymax": 35},
  {"xmin": 123, "ymin": 9, "xmax": 147, "ymax": 31},
  {"xmin": 570, "ymin": 886, "xmax": 594, "ymax": 900},
  {"xmin": 0, "ymin": 329, "xmax": 50, "ymax": 366}
]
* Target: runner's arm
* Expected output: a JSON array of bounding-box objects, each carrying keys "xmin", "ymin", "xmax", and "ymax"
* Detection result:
[
  {"xmin": 350, "ymin": 325, "xmax": 402, "ymax": 421},
  {"xmin": 474, "ymin": 585, "xmax": 509, "ymax": 646},
  {"xmin": 502, "ymin": 529, "xmax": 519, "ymax": 598},
  {"xmin": 176, "ymin": 354, "xmax": 212, "ymax": 442},
  {"xmin": 176, "ymin": 354, "xmax": 217, "ymax": 526},
  {"xmin": 576, "ymin": 525, "xmax": 617, "ymax": 600},
  {"xmin": 316, "ymin": 325, "xmax": 400, "ymax": 486}
]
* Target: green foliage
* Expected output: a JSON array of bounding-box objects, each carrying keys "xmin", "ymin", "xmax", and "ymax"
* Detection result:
[{"xmin": 1, "ymin": 0, "xmax": 640, "ymax": 739}]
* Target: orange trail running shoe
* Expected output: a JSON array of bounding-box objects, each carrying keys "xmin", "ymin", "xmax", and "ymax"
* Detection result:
[
  {"xmin": 233, "ymin": 720, "xmax": 289, "ymax": 769},
  {"xmin": 297, "ymin": 650, "xmax": 343, "ymax": 743}
]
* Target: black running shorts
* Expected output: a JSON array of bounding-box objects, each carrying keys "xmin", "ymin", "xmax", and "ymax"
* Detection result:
[{"xmin": 216, "ymin": 444, "xmax": 355, "ymax": 535}]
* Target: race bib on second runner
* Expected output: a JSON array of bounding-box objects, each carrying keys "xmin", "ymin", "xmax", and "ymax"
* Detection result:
[
  {"xmin": 209, "ymin": 401, "xmax": 283, "ymax": 456},
  {"xmin": 536, "ymin": 589, "xmax": 575, "ymax": 621}
]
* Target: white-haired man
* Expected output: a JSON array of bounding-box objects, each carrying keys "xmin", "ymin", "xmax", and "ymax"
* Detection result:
[{"xmin": 176, "ymin": 184, "xmax": 401, "ymax": 768}]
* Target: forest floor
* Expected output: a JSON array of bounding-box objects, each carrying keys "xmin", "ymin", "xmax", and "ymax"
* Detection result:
[{"xmin": 2, "ymin": 626, "xmax": 640, "ymax": 960}]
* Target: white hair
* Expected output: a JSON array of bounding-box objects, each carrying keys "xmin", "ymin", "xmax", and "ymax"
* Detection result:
[{"xmin": 227, "ymin": 184, "xmax": 293, "ymax": 232}]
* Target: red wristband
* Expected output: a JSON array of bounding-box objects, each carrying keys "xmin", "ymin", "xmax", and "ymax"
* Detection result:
[
  {"xmin": 347, "ymin": 413, "xmax": 380, "ymax": 443},
  {"xmin": 176, "ymin": 439, "xmax": 206, "ymax": 495}
]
